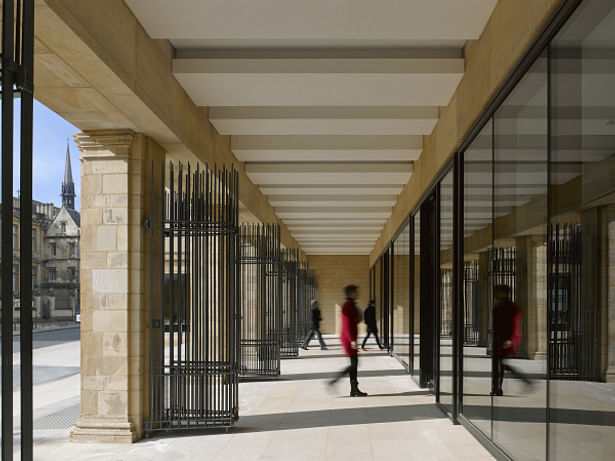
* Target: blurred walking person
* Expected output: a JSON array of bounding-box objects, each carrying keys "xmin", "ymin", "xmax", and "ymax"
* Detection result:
[
  {"xmin": 491, "ymin": 284, "xmax": 530, "ymax": 396},
  {"xmin": 301, "ymin": 299, "xmax": 328, "ymax": 350},
  {"xmin": 361, "ymin": 299, "xmax": 384, "ymax": 351},
  {"xmin": 329, "ymin": 285, "xmax": 367, "ymax": 397}
]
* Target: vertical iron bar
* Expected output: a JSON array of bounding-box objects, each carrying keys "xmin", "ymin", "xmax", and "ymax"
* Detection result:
[
  {"xmin": 2, "ymin": 0, "xmax": 16, "ymax": 456},
  {"xmin": 452, "ymin": 150, "xmax": 463, "ymax": 424},
  {"xmin": 20, "ymin": 0, "xmax": 35, "ymax": 457},
  {"xmin": 148, "ymin": 161, "xmax": 154, "ymax": 431}
]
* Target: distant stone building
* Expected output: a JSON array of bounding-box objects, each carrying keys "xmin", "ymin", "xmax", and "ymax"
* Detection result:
[
  {"xmin": 40, "ymin": 144, "xmax": 81, "ymax": 320},
  {"xmin": 2, "ymin": 143, "xmax": 80, "ymax": 322}
]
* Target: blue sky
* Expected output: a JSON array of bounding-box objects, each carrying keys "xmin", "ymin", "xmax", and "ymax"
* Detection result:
[{"xmin": 8, "ymin": 99, "xmax": 81, "ymax": 210}]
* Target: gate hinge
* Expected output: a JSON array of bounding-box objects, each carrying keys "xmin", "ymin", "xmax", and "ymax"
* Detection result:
[{"xmin": 5, "ymin": 61, "xmax": 34, "ymax": 94}]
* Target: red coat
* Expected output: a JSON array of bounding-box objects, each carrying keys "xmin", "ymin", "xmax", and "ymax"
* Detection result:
[
  {"xmin": 340, "ymin": 299, "xmax": 359, "ymax": 356},
  {"xmin": 493, "ymin": 300, "xmax": 522, "ymax": 356}
]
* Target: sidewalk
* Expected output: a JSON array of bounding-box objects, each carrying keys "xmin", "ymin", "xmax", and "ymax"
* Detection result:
[
  {"xmin": 6, "ymin": 322, "xmax": 79, "ymax": 338},
  {"xmin": 36, "ymin": 335, "xmax": 493, "ymax": 461}
]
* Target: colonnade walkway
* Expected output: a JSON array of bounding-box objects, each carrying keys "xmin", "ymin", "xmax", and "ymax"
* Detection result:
[{"xmin": 41, "ymin": 335, "xmax": 493, "ymax": 460}]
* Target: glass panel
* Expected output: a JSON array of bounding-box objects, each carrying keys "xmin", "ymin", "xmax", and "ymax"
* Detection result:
[
  {"xmin": 375, "ymin": 258, "xmax": 381, "ymax": 336},
  {"xmin": 393, "ymin": 222, "xmax": 410, "ymax": 364},
  {"xmin": 492, "ymin": 53, "xmax": 548, "ymax": 460},
  {"xmin": 412, "ymin": 211, "xmax": 421, "ymax": 382},
  {"xmin": 550, "ymin": 2, "xmax": 615, "ymax": 459},
  {"xmin": 379, "ymin": 251, "xmax": 391, "ymax": 349},
  {"xmin": 439, "ymin": 171, "xmax": 454, "ymax": 412},
  {"xmin": 462, "ymin": 119, "xmax": 493, "ymax": 437}
]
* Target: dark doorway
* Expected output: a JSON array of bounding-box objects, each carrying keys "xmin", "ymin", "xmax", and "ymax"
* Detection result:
[{"xmin": 419, "ymin": 192, "xmax": 437, "ymax": 389}]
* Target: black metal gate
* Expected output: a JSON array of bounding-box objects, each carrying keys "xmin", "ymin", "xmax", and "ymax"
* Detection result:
[
  {"xmin": 307, "ymin": 269, "xmax": 318, "ymax": 311},
  {"xmin": 463, "ymin": 260, "xmax": 480, "ymax": 345},
  {"xmin": 549, "ymin": 223, "xmax": 594, "ymax": 380},
  {"xmin": 440, "ymin": 268, "xmax": 453, "ymax": 338},
  {"xmin": 146, "ymin": 162, "xmax": 240, "ymax": 433},
  {"xmin": 295, "ymin": 260, "xmax": 310, "ymax": 345},
  {"xmin": 238, "ymin": 224, "xmax": 281, "ymax": 378},
  {"xmin": 281, "ymin": 248, "xmax": 300, "ymax": 357},
  {"xmin": 487, "ymin": 247, "xmax": 516, "ymax": 354},
  {"xmin": 2, "ymin": 1, "xmax": 35, "ymax": 458}
]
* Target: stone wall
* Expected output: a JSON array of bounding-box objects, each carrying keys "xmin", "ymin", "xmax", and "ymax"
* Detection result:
[
  {"xmin": 307, "ymin": 255, "xmax": 370, "ymax": 335},
  {"xmin": 71, "ymin": 130, "xmax": 164, "ymax": 442}
]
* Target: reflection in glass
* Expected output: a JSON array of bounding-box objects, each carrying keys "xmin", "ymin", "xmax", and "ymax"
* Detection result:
[
  {"xmin": 412, "ymin": 211, "xmax": 421, "ymax": 382},
  {"xmin": 393, "ymin": 222, "xmax": 410, "ymax": 365},
  {"xmin": 439, "ymin": 171, "xmax": 454, "ymax": 412},
  {"xmin": 492, "ymin": 52, "xmax": 548, "ymax": 461},
  {"xmin": 376, "ymin": 260, "xmax": 381, "ymax": 341},
  {"xmin": 549, "ymin": 1, "xmax": 615, "ymax": 459},
  {"xmin": 462, "ymin": 119, "xmax": 493, "ymax": 438}
]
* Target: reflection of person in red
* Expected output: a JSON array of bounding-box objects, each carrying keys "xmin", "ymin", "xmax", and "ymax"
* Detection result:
[
  {"xmin": 492, "ymin": 284, "xmax": 530, "ymax": 396},
  {"xmin": 329, "ymin": 285, "xmax": 368, "ymax": 397}
]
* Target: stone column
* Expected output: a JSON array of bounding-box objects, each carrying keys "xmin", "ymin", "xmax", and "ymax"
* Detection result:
[
  {"xmin": 515, "ymin": 235, "xmax": 547, "ymax": 360},
  {"xmin": 600, "ymin": 207, "xmax": 615, "ymax": 382},
  {"xmin": 70, "ymin": 130, "xmax": 164, "ymax": 442},
  {"xmin": 478, "ymin": 251, "xmax": 490, "ymax": 347},
  {"xmin": 607, "ymin": 209, "xmax": 615, "ymax": 382}
]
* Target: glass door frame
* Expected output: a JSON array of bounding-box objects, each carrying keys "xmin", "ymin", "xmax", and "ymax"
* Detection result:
[
  {"xmin": 406, "ymin": 157, "xmax": 456, "ymax": 416},
  {"xmin": 390, "ymin": 218, "xmax": 412, "ymax": 370}
]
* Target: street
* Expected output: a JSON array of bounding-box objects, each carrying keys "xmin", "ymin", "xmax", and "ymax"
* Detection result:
[
  {"xmin": 12, "ymin": 326, "xmax": 81, "ymax": 350},
  {"xmin": 2, "ymin": 326, "xmax": 81, "ymax": 456}
]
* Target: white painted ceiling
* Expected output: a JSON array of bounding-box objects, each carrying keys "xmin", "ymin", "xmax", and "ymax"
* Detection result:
[{"xmin": 126, "ymin": 0, "xmax": 498, "ymax": 255}]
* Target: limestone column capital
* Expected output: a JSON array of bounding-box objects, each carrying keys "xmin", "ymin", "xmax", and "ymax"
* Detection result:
[{"xmin": 74, "ymin": 129, "xmax": 136, "ymax": 161}]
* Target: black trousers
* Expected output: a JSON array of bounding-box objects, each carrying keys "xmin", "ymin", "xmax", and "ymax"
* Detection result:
[
  {"xmin": 493, "ymin": 353, "xmax": 529, "ymax": 392},
  {"xmin": 301, "ymin": 328, "xmax": 326, "ymax": 349},
  {"xmin": 361, "ymin": 329, "xmax": 382, "ymax": 349},
  {"xmin": 333, "ymin": 355, "xmax": 358, "ymax": 387}
]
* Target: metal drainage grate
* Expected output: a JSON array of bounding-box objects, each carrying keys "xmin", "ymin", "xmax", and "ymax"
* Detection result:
[{"xmin": 33, "ymin": 403, "xmax": 80, "ymax": 431}]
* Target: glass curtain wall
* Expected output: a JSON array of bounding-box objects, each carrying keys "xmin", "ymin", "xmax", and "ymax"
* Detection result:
[
  {"xmin": 379, "ymin": 250, "xmax": 392, "ymax": 349},
  {"xmin": 462, "ymin": 119, "xmax": 493, "ymax": 437},
  {"xmin": 392, "ymin": 221, "xmax": 411, "ymax": 366},
  {"xmin": 380, "ymin": 2, "xmax": 615, "ymax": 460},
  {"xmin": 412, "ymin": 211, "xmax": 421, "ymax": 381},
  {"xmin": 459, "ymin": 2, "xmax": 615, "ymax": 456},
  {"xmin": 549, "ymin": 1, "xmax": 615, "ymax": 459},
  {"xmin": 460, "ymin": 51, "xmax": 549, "ymax": 461},
  {"xmin": 492, "ymin": 51, "xmax": 549, "ymax": 461},
  {"xmin": 439, "ymin": 171, "xmax": 454, "ymax": 413}
]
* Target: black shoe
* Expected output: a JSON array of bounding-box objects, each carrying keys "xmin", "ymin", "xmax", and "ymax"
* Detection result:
[
  {"xmin": 350, "ymin": 388, "xmax": 368, "ymax": 397},
  {"xmin": 490, "ymin": 389, "xmax": 503, "ymax": 396},
  {"xmin": 321, "ymin": 347, "xmax": 328, "ymax": 350},
  {"xmin": 361, "ymin": 346, "xmax": 367, "ymax": 351},
  {"xmin": 301, "ymin": 346, "xmax": 308, "ymax": 350}
]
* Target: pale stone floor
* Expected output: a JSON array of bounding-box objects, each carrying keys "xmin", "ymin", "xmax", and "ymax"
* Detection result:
[{"xmin": 29, "ymin": 335, "xmax": 494, "ymax": 461}]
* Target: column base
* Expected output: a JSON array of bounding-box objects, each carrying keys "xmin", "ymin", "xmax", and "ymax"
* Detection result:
[
  {"xmin": 70, "ymin": 417, "xmax": 138, "ymax": 443},
  {"xmin": 605, "ymin": 367, "xmax": 615, "ymax": 383},
  {"xmin": 530, "ymin": 351, "xmax": 547, "ymax": 361}
]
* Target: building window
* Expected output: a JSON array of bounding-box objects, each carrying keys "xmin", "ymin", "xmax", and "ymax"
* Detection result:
[
  {"xmin": 51, "ymin": 242, "xmax": 56, "ymax": 257},
  {"xmin": 60, "ymin": 221, "xmax": 66, "ymax": 234},
  {"xmin": 32, "ymin": 266, "xmax": 37, "ymax": 288},
  {"xmin": 68, "ymin": 266, "xmax": 77, "ymax": 281},
  {"xmin": 32, "ymin": 228, "xmax": 37, "ymax": 252},
  {"xmin": 69, "ymin": 242, "xmax": 77, "ymax": 258},
  {"xmin": 13, "ymin": 224, "xmax": 18, "ymax": 249},
  {"xmin": 48, "ymin": 267, "xmax": 56, "ymax": 282},
  {"xmin": 13, "ymin": 264, "xmax": 19, "ymax": 292}
]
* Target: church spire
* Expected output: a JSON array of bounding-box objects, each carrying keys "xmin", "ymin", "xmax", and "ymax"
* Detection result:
[{"xmin": 61, "ymin": 139, "xmax": 76, "ymax": 209}]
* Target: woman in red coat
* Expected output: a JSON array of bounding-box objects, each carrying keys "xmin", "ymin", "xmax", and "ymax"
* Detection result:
[
  {"xmin": 329, "ymin": 285, "xmax": 367, "ymax": 397},
  {"xmin": 492, "ymin": 284, "xmax": 530, "ymax": 395}
]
